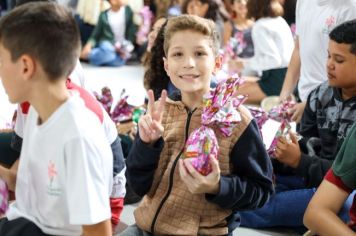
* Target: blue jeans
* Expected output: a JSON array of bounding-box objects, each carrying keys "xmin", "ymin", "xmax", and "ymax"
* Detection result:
[
  {"xmin": 89, "ymin": 41, "xmax": 125, "ymax": 67},
  {"xmin": 239, "ymin": 175, "xmax": 354, "ymax": 229}
]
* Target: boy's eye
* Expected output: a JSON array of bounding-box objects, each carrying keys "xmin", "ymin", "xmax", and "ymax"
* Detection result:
[
  {"xmin": 334, "ymin": 56, "xmax": 344, "ymax": 64},
  {"xmin": 172, "ymin": 52, "xmax": 183, "ymax": 57},
  {"xmin": 195, "ymin": 51, "xmax": 207, "ymax": 56}
]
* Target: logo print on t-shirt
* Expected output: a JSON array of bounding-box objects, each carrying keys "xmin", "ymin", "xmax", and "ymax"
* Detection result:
[
  {"xmin": 47, "ymin": 161, "xmax": 62, "ymax": 196},
  {"xmin": 322, "ymin": 16, "xmax": 336, "ymax": 34},
  {"xmin": 48, "ymin": 160, "xmax": 57, "ymax": 187}
]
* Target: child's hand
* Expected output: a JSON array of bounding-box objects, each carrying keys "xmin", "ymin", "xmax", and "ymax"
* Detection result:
[
  {"xmin": 274, "ymin": 131, "xmax": 301, "ymax": 168},
  {"xmin": 80, "ymin": 43, "xmax": 92, "ymax": 60},
  {"xmin": 228, "ymin": 58, "xmax": 244, "ymax": 73},
  {"xmin": 138, "ymin": 90, "xmax": 167, "ymax": 145},
  {"xmin": 179, "ymin": 155, "xmax": 221, "ymax": 195},
  {"xmin": 289, "ymin": 101, "xmax": 306, "ymax": 123}
]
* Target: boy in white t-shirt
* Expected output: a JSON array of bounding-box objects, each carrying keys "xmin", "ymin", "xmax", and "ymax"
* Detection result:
[{"xmin": 0, "ymin": 2, "xmax": 112, "ymax": 235}]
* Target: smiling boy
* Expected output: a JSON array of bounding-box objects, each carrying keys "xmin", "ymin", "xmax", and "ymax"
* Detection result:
[{"xmin": 123, "ymin": 15, "xmax": 273, "ymax": 236}]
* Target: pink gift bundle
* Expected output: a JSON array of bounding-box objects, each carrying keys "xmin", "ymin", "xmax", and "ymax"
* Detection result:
[
  {"xmin": 267, "ymin": 99, "xmax": 295, "ymax": 123},
  {"xmin": 183, "ymin": 75, "xmax": 247, "ymax": 175},
  {"xmin": 248, "ymin": 107, "xmax": 269, "ymax": 131},
  {"xmin": 94, "ymin": 87, "xmax": 134, "ymax": 123},
  {"xmin": 248, "ymin": 100, "xmax": 296, "ymax": 157},
  {"xmin": 111, "ymin": 89, "xmax": 134, "ymax": 123},
  {"xmin": 0, "ymin": 178, "xmax": 8, "ymax": 215},
  {"xmin": 93, "ymin": 87, "xmax": 113, "ymax": 114},
  {"xmin": 267, "ymin": 121, "xmax": 291, "ymax": 157},
  {"xmin": 136, "ymin": 6, "xmax": 153, "ymax": 45},
  {"xmin": 115, "ymin": 40, "xmax": 134, "ymax": 60},
  {"xmin": 184, "ymin": 126, "xmax": 219, "ymax": 176},
  {"xmin": 266, "ymin": 100, "xmax": 296, "ymax": 157},
  {"xmin": 222, "ymin": 33, "xmax": 246, "ymax": 62}
]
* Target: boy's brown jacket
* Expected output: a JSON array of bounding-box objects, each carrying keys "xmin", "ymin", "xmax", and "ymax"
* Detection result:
[{"xmin": 134, "ymin": 99, "xmax": 252, "ymax": 235}]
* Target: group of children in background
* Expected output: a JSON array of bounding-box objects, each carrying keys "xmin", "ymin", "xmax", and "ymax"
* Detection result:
[{"xmin": 0, "ymin": 0, "xmax": 355, "ymax": 235}]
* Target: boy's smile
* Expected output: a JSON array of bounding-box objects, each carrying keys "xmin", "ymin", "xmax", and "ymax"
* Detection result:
[
  {"xmin": 179, "ymin": 73, "xmax": 200, "ymax": 80},
  {"xmin": 164, "ymin": 30, "xmax": 220, "ymax": 99}
]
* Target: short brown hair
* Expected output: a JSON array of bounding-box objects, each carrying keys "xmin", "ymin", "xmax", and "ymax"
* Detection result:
[
  {"xmin": 163, "ymin": 15, "xmax": 220, "ymax": 57},
  {"xmin": 247, "ymin": 0, "xmax": 284, "ymax": 20},
  {"xmin": 0, "ymin": 2, "xmax": 80, "ymax": 80}
]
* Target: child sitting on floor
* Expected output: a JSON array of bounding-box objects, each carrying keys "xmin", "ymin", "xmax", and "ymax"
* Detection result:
[
  {"xmin": 239, "ymin": 18, "xmax": 356, "ymax": 231},
  {"xmin": 80, "ymin": 0, "xmax": 137, "ymax": 66},
  {"xmin": 122, "ymin": 14, "xmax": 274, "ymax": 236}
]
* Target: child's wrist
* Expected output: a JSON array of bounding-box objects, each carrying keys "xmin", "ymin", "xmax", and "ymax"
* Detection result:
[{"xmin": 206, "ymin": 181, "xmax": 220, "ymax": 195}]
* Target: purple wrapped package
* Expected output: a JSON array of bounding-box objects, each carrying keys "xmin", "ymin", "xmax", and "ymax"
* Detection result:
[
  {"xmin": 0, "ymin": 178, "xmax": 8, "ymax": 215},
  {"xmin": 94, "ymin": 87, "xmax": 134, "ymax": 123},
  {"xmin": 111, "ymin": 89, "xmax": 134, "ymax": 123},
  {"xmin": 93, "ymin": 86, "xmax": 113, "ymax": 114},
  {"xmin": 248, "ymin": 107, "xmax": 269, "ymax": 131},
  {"xmin": 183, "ymin": 75, "xmax": 247, "ymax": 175},
  {"xmin": 266, "ymin": 100, "xmax": 295, "ymax": 157},
  {"xmin": 184, "ymin": 126, "xmax": 219, "ymax": 176}
]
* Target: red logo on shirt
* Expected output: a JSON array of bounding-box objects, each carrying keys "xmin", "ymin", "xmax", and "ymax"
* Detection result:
[
  {"xmin": 48, "ymin": 161, "xmax": 57, "ymax": 186},
  {"xmin": 323, "ymin": 16, "xmax": 336, "ymax": 34}
]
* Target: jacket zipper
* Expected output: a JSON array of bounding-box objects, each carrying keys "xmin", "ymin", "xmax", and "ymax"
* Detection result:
[{"xmin": 150, "ymin": 108, "xmax": 196, "ymax": 234}]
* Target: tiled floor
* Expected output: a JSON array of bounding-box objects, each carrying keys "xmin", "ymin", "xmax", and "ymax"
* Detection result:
[{"xmin": 0, "ymin": 63, "xmax": 301, "ymax": 235}]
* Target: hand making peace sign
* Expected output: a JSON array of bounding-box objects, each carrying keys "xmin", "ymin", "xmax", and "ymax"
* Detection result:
[{"xmin": 138, "ymin": 90, "xmax": 167, "ymax": 145}]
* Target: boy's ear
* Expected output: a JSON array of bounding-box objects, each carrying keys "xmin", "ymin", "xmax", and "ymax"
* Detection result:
[
  {"xmin": 163, "ymin": 57, "xmax": 170, "ymax": 76},
  {"xmin": 19, "ymin": 55, "xmax": 35, "ymax": 81},
  {"xmin": 213, "ymin": 55, "xmax": 222, "ymax": 74}
]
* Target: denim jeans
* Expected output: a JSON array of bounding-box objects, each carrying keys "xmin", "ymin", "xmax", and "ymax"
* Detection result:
[
  {"xmin": 89, "ymin": 41, "xmax": 125, "ymax": 67},
  {"xmin": 239, "ymin": 175, "xmax": 354, "ymax": 228}
]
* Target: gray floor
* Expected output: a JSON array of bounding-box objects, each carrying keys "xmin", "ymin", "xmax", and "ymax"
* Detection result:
[
  {"xmin": 0, "ymin": 63, "xmax": 301, "ymax": 235},
  {"xmin": 117, "ymin": 202, "xmax": 300, "ymax": 236}
]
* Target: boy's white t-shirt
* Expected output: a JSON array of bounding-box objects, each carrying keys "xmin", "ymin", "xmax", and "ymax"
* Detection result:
[
  {"xmin": 244, "ymin": 16, "xmax": 294, "ymax": 72},
  {"xmin": 13, "ymin": 67, "xmax": 125, "ymax": 198},
  {"xmin": 15, "ymin": 59, "xmax": 86, "ymax": 138},
  {"xmin": 296, "ymin": 0, "xmax": 356, "ymax": 101},
  {"xmin": 7, "ymin": 93, "xmax": 113, "ymax": 236},
  {"xmin": 108, "ymin": 7, "xmax": 126, "ymax": 44}
]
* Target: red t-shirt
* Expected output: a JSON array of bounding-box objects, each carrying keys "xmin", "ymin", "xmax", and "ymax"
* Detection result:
[{"xmin": 325, "ymin": 169, "xmax": 356, "ymax": 229}]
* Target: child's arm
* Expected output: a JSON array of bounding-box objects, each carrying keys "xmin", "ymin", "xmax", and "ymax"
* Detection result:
[
  {"xmin": 80, "ymin": 12, "xmax": 105, "ymax": 59},
  {"xmin": 205, "ymin": 120, "xmax": 274, "ymax": 210},
  {"xmin": 126, "ymin": 134, "xmax": 164, "ymax": 196},
  {"xmin": 298, "ymin": 87, "xmax": 319, "ymax": 141},
  {"xmin": 223, "ymin": 21, "xmax": 232, "ymax": 45},
  {"xmin": 124, "ymin": 6, "xmax": 138, "ymax": 44},
  {"xmin": 274, "ymin": 132, "xmax": 333, "ymax": 188},
  {"xmin": 304, "ymin": 179, "xmax": 354, "ymax": 236},
  {"xmin": 109, "ymin": 136, "xmax": 126, "ymax": 227},
  {"xmin": 82, "ymin": 219, "xmax": 112, "ymax": 236},
  {"xmin": 276, "ymin": 86, "xmax": 333, "ymax": 188},
  {"xmin": 126, "ymin": 90, "xmax": 167, "ymax": 196},
  {"xmin": 279, "ymin": 37, "xmax": 301, "ymax": 101},
  {"xmin": 86, "ymin": 12, "xmax": 105, "ymax": 47},
  {"xmin": 0, "ymin": 159, "xmax": 18, "ymax": 191},
  {"xmin": 65, "ymin": 134, "xmax": 112, "ymax": 232}
]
